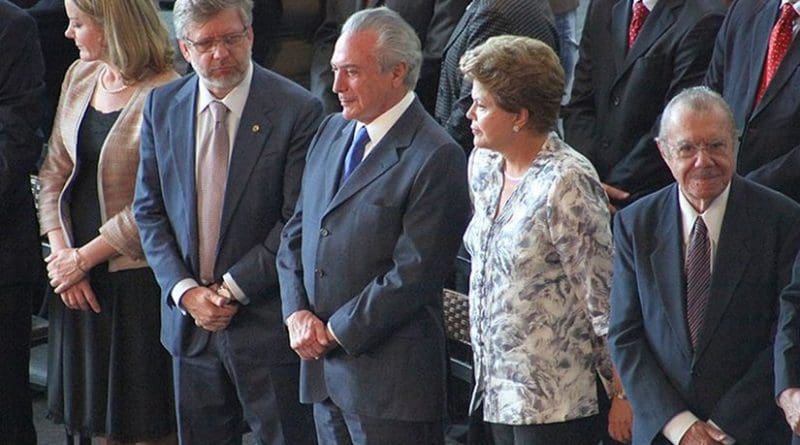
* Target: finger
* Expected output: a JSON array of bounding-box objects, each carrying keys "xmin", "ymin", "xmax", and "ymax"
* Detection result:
[{"xmin": 84, "ymin": 287, "xmax": 101, "ymax": 313}]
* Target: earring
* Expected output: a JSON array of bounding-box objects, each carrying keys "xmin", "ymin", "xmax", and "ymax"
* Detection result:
[{"xmin": 512, "ymin": 125, "xmax": 520, "ymax": 133}]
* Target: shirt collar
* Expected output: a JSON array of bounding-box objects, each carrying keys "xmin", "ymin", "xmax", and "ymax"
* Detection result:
[
  {"xmin": 196, "ymin": 62, "xmax": 254, "ymax": 120},
  {"xmin": 634, "ymin": 0, "xmax": 658, "ymax": 12},
  {"xmin": 678, "ymin": 182, "xmax": 731, "ymax": 249},
  {"xmin": 355, "ymin": 91, "xmax": 415, "ymax": 153}
]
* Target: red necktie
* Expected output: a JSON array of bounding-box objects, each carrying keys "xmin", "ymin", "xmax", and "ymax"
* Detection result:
[
  {"xmin": 628, "ymin": 1, "xmax": 649, "ymax": 48},
  {"xmin": 685, "ymin": 216, "xmax": 710, "ymax": 350},
  {"xmin": 756, "ymin": 3, "xmax": 798, "ymax": 104}
]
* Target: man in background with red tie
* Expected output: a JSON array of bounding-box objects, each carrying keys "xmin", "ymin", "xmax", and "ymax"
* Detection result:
[
  {"xmin": 564, "ymin": 0, "xmax": 724, "ymax": 210},
  {"xmin": 134, "ymin": 0, "xmax": 322, "ymax": 443},
  {"xmin": 704, "ymin": 0, "xmax": 800, "ymax": 203},
  {"xmin": 609, "ymin": 86, "xmax": 800, "ymax": 445}
]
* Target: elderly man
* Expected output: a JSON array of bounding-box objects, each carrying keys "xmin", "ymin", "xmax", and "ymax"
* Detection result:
[
  {"xmin": 276, "ymin": 7, "xmax": 470, "ymax": 444},
  {"xmin": 0, "ymin": 2, "xmax": 44, "ymax": 444},
  {"xmin": 608, "ymin": 87, "xmax": 800, "ymax": 445},
  {"xmin": 133, "ymin": 0, "xmax": 322, "ymax": 443}
]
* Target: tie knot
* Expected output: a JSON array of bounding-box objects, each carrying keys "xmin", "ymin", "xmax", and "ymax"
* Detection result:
[
  {"xmin": 633, "ymin": 0, "xmax": 648, "ymax": 14},
  {"xmin": 780, "ymin": 3, "xmax": 799, "ymax": 23},
  {"xmin": 353, "ymin": 125, "xmax": 370, "ymax": 148},
  {"xmin": 691, "ymin": 216, "xmax": 707, "ymax": 239},
  {"xmin": 209, "ymin": 100, "xmax": 228, "ymax": 124}
]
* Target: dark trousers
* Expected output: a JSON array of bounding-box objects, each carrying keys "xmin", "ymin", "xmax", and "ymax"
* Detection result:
[
  {"xmin": 0, "ymin": 283, "xmax": 37, "ymax": 445},
  {"xmin": 173, "ymin": 331, "xmax": 315, "ymax": 445},
  {"xmin": 313, "ymin": 398, "xmax": 444, "ymax": 445},
  {"xmin": 490, "ymin": 415, "xmax": 601, "ymax": 445}
]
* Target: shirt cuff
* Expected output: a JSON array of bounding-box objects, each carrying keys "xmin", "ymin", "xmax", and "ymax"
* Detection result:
[
  {"xmin": 326, "ymin": 321, "xmax": 342, "ymax": 346},
  {"xmin": 663, "ymin": 411, "xmax": 699, "ymax": 444},
  {"xmin": 708, "ymin": 419, "xmax": 736, "ymax": 445},
  {"xmin": 222, "ymin": 272, "xmax": 250, "ymax": 305},
  {"xmin": 171, "ymin": 278, "xmax": 199, "ymax": 314}
]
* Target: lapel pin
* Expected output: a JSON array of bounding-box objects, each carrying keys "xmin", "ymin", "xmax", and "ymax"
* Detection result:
[{"xmin": 251, "ymin": 124, "xmax": 261, "ymax": 133}]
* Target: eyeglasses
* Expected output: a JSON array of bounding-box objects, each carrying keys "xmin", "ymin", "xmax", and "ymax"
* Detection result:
[
  {"xmin": 658, "ymin": 139, "xmax": 731, "ymax": 160},
  {"xmin": 183, "ymin": 27, "xmax": 249, "ymax": 54}
]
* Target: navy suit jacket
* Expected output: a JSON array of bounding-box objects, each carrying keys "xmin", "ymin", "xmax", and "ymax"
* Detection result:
[
  {"xmin": 277, "ymin": 98, "xmax": 470, "ymax": 422},
  {"xmin": 705, "ymin": 0, "xmax": 800, "ymax": 202},
  {"xmin": 134, "ymin": 65, "xmax": 323, "ymax": 359},
  {"xmin": 564, "ymin": 0, "xmax": 723, "ymax": 206},
  {"xmin": 609, "ymin": 176, "xmax": 800, "ymax": 444},
  {"xmin": 0, "ymin": 1, "xmax": 44, "ymax": 288}
]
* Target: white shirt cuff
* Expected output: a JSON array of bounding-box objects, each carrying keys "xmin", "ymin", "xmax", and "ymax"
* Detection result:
[
  {"xmin": 222, "ymin": 272, "xmax": 249, "ymax": 305},
  {"xmin": 171, "ymin": 278, "xmax": 199, "ymax": 314},
  {"xmin": 708, "ymin": 419, "xmax": 736, "ymax": 444},
  {"xmin": 663, "ymin": 411, "xmax": 699, "ymax": 444}
]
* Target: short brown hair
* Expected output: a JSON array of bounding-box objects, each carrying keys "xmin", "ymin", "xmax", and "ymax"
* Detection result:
[
  {"xmin": 460, "ymin": 35, "xmax": 564, "ymax": 134},
  {"xmin": 72, "ymin": 0, "xmax": 173, "ymax": 82}
]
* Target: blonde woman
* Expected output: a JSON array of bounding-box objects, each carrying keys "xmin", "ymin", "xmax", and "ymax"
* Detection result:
[{"xmin": 38, "ymin": 0, "xmax": 178, "ymax": 443}]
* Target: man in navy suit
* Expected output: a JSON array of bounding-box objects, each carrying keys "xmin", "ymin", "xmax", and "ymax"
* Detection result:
[
  {"xmin": 277, "ymin": 8, "xmax": 470, "ymax": 445},
  {"xmin": 704, "ymin": 0, "xmax": 800, "ymax": 203},
  {"xmin": 564, "ymin": 0, "xmax": 724, "ymax": 210},
  {"xmin": 133, "ymin": 0, "xmax": 322, "ymax": 443},
  {"xmin": 608, "ymin": 87, "xmax": 800, "ymax": 444},
  {"xmin": 0, "ymin": 2, "xmax": 44, "ymax": 443}
]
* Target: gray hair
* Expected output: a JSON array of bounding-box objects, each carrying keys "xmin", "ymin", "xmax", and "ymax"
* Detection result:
[
  {"xmin": 173, "ymin": 0, "xmax": 253, "ymax": 39},
  {"xmin": 340, "ymin": 7, "xmax": 422, "ymax": 90},
  {"xmin": 658, "ymin": 86, "xmax": 737, "ymax": 143}
]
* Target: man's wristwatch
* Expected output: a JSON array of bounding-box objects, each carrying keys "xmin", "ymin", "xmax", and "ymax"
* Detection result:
[{"xmin": 217, "ymin": 280, "xmax": 235, "ymax": 302}]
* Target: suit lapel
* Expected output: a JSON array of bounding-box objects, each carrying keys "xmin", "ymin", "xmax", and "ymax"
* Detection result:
[
  {"xmin": 218, "ymin": 68, "xmax": 274, "ymax": 245},
  {"xmin": 618, "ymin": 0, "xmax": 681, "ymax": 80},
  {"xmin": 611, "ymin": 0, "xmax": 630, "ymax": 71},
  {"xmin": 692, "ymin": 178, "xmax": 752, "ymax": 359},
  {"xmin": 168, "ymin": 78, "xmax": 201, "ymax": 267},
  {"xmin": 650, "ymin": 186, "xmax": 693, "ymax": 361},
  {"xmin": 443, "ymin": 1, "xmax": 475, "ymax": 53},
  {"xmin": 322, "ymin": 121, "xmax": 354, "ymax": 211}
]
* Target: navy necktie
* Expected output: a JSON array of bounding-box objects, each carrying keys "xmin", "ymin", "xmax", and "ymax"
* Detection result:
[{"xmin": 342, "ymin": 126, "xmax": 370, "ymax": 183}]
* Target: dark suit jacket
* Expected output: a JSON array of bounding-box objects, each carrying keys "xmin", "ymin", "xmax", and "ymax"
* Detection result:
[
  {"xmin": 310, "ymin": 0, "xmax": 469, "ymax": 114},
  {"xmin": 134, "ymin": 65, "xmax": 323, "ymax": 359},
  {"xmin": 564, "ymin": 0, "xmax": 724, "ymax": 207},
  {"xmin": 609, "ymin": 176, "xmax": 800, "ymax": 445},
  {"xmin": 277, "ymin": 98, "xmax": 470, "ymax": 422},
  {"xmin": 434, "ymin": 0, "xmax": 558, "ymax": 153},
  {"xmin": 704, "ymin": 0, "xmax": 800, "ymax": 203},
  {"xmin": 0, "ymin": 0, "xmax": 44, "ymax": 288}
]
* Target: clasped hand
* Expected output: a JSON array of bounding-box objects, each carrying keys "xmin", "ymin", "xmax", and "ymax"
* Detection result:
[
  {"xmin": 182, "ymin": 285, "xmax": 238, "ymax": 332},
  {"xmin": 45, "ymin": 247, "xmax": 86, "ymax": 293},
  {"xmin": 286, "ymin": 310, "xmax": 336, "ymax": 360}
]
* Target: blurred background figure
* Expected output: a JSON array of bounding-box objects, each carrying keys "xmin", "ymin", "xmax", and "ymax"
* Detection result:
[
  {"xmin": 37, "ymin": 0, "xmax": 178, "ymax": 443},
  {"xmin": 460, "ymin": 35, "xmax": 629, "ymax": 445},
  {"xmin": 435, "ymin": 0, "xmax": 558, "ymax": 154},
  {"xmin": 310, "ymin": 0, "xmax": 469, "ymax": 115},
  {"xmin": 0, "ymin": 1, "xmax": 45, "ymax": 444}
]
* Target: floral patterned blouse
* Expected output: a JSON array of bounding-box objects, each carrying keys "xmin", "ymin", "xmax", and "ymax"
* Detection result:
[{"xmin": 463, "ymin": 133, "xmax": 613, "ymax": 425}]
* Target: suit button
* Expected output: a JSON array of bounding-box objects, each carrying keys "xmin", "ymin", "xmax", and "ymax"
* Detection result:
[
  {"xmin": 612, "ymin": 96, "xmax": 620, "ymax": 107},
  {"xmin": 319, "ymin": 228, "xmax": 330, "ymax": 237},
  {"xmin": 315, "ymin": 268, "xmax": 326, "ymax": 278}
]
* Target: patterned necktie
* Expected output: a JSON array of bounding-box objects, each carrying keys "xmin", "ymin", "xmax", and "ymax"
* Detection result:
[
  {"xmin": 341, "ymin": 126, "xmax": 370, "ymax": 183},
  {"xmin": 197, "ymin": 100, "xmax": 229, "ymax": 284},
  {"xmin": 756, "ymin": 3, "xmax": 798, "ymax": 104},
  {"xmin": 628, "ymin": 0, "xmax": 649, "ymax": 48},
  {"xmin": 685, "ymin": 216, "xmax": 711, "ymax": 350}
]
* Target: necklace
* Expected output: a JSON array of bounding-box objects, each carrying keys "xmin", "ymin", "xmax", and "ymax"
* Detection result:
[
  {"xmin": 99, "ymin": 67, "xmax": 129, "ymax": 94},
  {"xmin": 503, "ymin": 170, "xmax": 524, "ymax": 182}
]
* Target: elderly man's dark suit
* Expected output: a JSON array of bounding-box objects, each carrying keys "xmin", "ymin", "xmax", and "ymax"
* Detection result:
[
  {"xmin": 310, "ymin": 0, "xmax": 469, "ymax": 115},
  {"xmin": 277, "ymin": 98, "xmax": 470, "ymax": 437},
  {"xmin": 435, "ymin": 0, "xmax": 558, "ymax": 153},
  {"xmin": 563, "ymin": 0, "xmax": 724, "ymax": 207},
  {"xmin": 0, "ymin": 2, "xmax": 44, "ymax": 444},
  {"xmin": 704, "ymin": 0, "xmax": 800, "ymax": 202},
  {"xmin": 609, "ymin": 176, "xmax": 800, "ymax": 444},
  {"xmin": 134, "ymin": 65, "xmax": 323, "ymax": 444}
]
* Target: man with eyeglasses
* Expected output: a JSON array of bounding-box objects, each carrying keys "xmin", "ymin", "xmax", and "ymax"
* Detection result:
[
  {"xmin": 608, "ymin": 86, "xmax": 800, "ymax": 445},
  {"xmin": 133, "ymin": 0, "xmax": 322, "ymax": 444}
]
